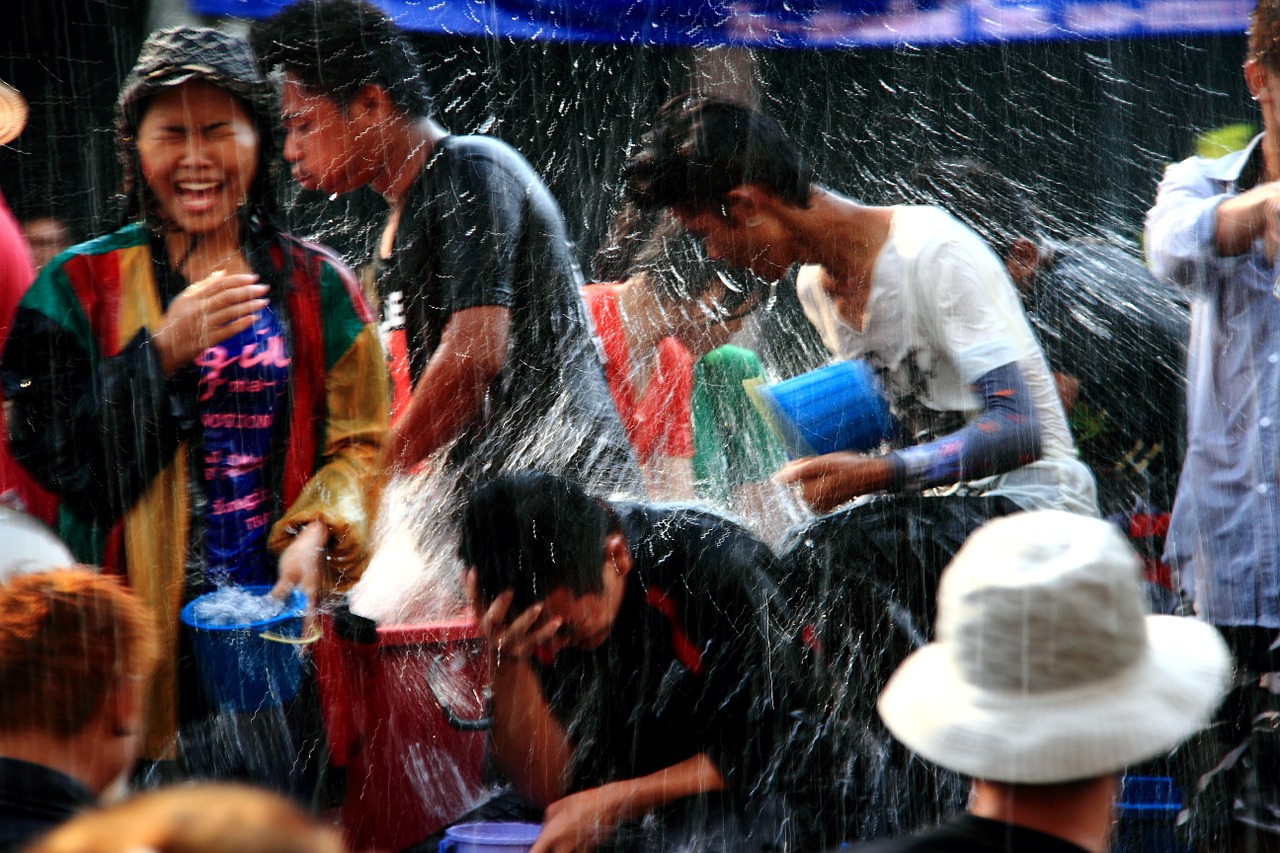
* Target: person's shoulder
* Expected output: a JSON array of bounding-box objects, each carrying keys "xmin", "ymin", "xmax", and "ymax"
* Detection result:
[
  {"xmin": 28, "ymin": 223, "xmax": 149, "ymax": 295},
  {"xmin": 438, "ymin": 134, "xmax": 536, "ymax": 178},
  {"xmin": 840, "ymin": 824, "xmax": 959, "ymax": 853},
  {"xmin": 623, "ymin": 502, "xmax": 758, "ymax": 553},
  {"xmin": 277, "ymin": 232, "xmax": 374, "ymax": 321},
  {"xmin": 886, "ymin": 205, "xmax": 1009, "ymax": 294},
  {"xmin": 888, "ymin": 203, "xmax": 968, "ymax": 235},
  {"xmin": 61, "ymin": 222, "xmax": 148, "ymax": 261},
  {"xmin": 887, "ymin": 205, "xmax": 991, "ymax": 259},
  {"xmin": 1158, "ymin": 142, "xmax": 1252, "ymax": 193},
  {"xmin": 281, "ymin": 231, "xmax": 356, "ymax": 278},
  {"xmin": 582, "ymin": 281, "xmax": 619, "ymax": 306},
  {"xmin": 843, "ymin": 814, "xmax": 1081, "ymax": 853}
]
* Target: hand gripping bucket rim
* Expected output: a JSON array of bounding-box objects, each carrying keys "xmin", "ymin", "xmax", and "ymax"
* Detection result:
[
  {"xmin": 439, "ymin": 821, "xmax": 542, "ymax": 853},
  {"xmin": 179, "ymin": 584, "xmax": 308, "ymax": 713}
]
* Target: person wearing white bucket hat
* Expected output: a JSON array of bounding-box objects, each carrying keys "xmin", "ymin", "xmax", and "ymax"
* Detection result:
[{"xmin": 851, "ymin": 510, "xmax": 1231, "ymax": 853}]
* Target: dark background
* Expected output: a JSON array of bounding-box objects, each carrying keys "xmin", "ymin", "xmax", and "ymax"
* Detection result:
[{"xmin": 0, "ymin": 1, "xmax": 1252, "ymax": 264}]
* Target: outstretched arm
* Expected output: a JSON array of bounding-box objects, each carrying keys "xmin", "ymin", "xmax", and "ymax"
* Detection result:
[
  {"xmin": 777, "ymin": 361, "xmax": 1040, "ymax": 512},
  {"xmin": 530, "ymin": 753, "xmax": 725, "ymax": 853}
]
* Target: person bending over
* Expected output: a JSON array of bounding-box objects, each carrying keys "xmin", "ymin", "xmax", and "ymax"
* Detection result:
[
  {"xmin": 458, "ymin": 471, "xmax": 825, "ymax": 852},
  {"xmin": 622, "ymin": 95, "xmax": 1098, "ymax": 840},
  {"xmin": 588, "ymin": 211, "xmax": 805, "ymax": 542}
]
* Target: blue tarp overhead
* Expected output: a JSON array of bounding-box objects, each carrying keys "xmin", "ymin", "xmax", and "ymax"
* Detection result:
[{"xmin": 192, "ymin": 0, "xmax": 1250, "ymax": 48}]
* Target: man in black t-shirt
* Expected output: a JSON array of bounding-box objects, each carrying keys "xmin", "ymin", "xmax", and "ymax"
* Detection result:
[
  {"xmin": 459, "ymin": 472, "xmax": 826, "ymax": 852},
  {"xmin": 252, "ymin": 1, "xmax": 639, "ymax": 494}
]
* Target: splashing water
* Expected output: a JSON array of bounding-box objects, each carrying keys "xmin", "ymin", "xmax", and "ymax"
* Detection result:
[
  {"xmin": 2, "ymin": 2, "xmax": 1257, "ymax": 850},
  {"xmin": 190, "ymin": 585, "xmax": 289, "ymax": 626}
]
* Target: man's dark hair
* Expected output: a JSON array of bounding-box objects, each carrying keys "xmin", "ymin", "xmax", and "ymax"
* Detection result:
[
  {"xmin": 1252, "ymin": 1, "xmax": 1280, "ymax": 72},
  {"xmin": 594, "ymin": 208, "xmax": 771, "ymax": 318},
  {"xmin": 458, "ymin": 472, "xmax": 619, "ymax": 615},
  {"xmin": 250, "ymin": 0, "xmax": 433, "ymax": 117},
  {"xmin": 901, "ymin": 158, "xmax": 1043, "ymax": 262},
  {"xmin": 622, "ymin": 94, "xmax": 813, "ymax": 212}
]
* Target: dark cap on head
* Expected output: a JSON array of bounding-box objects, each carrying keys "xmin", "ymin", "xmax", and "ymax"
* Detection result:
[
  {"xmin": 117, "ymin": 26, "xmax": 275, "ymax": 140},
  {"xmin": 115, "ymin": 26, "xmax": 279, "ymax": 224}
]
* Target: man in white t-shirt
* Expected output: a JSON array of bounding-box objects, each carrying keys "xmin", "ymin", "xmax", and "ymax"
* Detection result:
[
  {"xmin": 623, "ymin": 96, "xmax": 1094, "ymax": 519},
  {"xmin": 623, "ymin": 95, "xmax": 1098, "ymax": 838}
]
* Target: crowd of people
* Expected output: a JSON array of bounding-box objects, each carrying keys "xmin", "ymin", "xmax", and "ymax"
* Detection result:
[{"xmin": 0, "ymin": 0, "xmax": 1276, "ymax": 850}]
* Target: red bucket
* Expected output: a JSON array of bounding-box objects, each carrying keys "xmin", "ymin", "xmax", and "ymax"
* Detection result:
[{"xmin": 315, "ymin": 605, "xmax": 490, "ymax": 853}]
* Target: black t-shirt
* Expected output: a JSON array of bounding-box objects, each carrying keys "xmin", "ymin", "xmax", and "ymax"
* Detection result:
[
  {"xmin": 850, "ymin": 814, "xmax": 1092, "ymax": 853},
  {"xmin": 1024, "ymin": 241, "xmax": 1189, "ymax": 514},
  {"xmin": 0, "ymin": 757, "xmax": 95, "ymax": 853},
  {"xmin": 376, "ymin": 134, "xmax": 639, "ymax": 492},
  {"xmin": 534, "ymin": 503, "xmax": 821, "ymax": 805}
]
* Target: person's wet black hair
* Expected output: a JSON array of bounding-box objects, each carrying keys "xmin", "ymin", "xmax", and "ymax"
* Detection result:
[
  {"xmin": 900, "ymin": 158, "xmax": 1044, "ymax": 262},
  {"xmin": 250, "ymin": 0, "xmax": 433, "ymax": 118},
  {"xmin": 595, "ymin": 207, "xmax": 772, "ymax": 320},
  {"xmin": 634, "ymin": 216, "xmax": 772, "ymax": 318},
  {"xmin": 458, "ymin": 472, "xmax": 619, "ymax": 617},
  {"xmin": 622, "ymin": 94, "xmax": 813, "ymax": 213}
]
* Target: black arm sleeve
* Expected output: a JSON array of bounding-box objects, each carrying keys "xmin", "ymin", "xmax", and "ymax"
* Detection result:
[
  {"xmin": 885, "ymin": 361, "xmax": 1042, "ymax": 492},
  {"xmin": 1, "ymin": 306, "xmax": 198, "ymax": 525}
]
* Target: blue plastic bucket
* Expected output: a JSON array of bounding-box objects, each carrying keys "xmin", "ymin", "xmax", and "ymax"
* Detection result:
[
  {"xmin": 753, "ymin": 359, "xmax": 894, "ymax": 458},
  {"xmin": 1113, "ymin": 775, "xmax": 1189, "ymax": 853},
  {"xmin": 179, "ymin": 585, "xmax": 307, "ymax": 713},
  {"xmin": 439, "ymin": 822, "xmax": 542, "ymax": 853}
]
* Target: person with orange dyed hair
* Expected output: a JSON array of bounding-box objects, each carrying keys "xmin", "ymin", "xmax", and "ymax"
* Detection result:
[
  {"xmin": 22, "ymin": 782, "xmax": 345, "ymax": 853},
  {"xmin": 0, "ymin": 570, "xmax": 158, "ymax": 853}
]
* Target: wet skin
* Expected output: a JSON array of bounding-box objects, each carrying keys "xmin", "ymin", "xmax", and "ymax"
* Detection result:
[
  {"xmin": 673, "ymin": 198, "xmax": 796, "ymax": 282},
  {"xmin": 137, "ymin": 81, "xmax": 259, "ymax": 238},
  {"xmin": 279, "ymin": 74, "xmax": 382, "ymax": 196}
]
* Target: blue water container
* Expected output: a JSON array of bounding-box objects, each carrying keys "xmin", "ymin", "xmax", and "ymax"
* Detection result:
[
  {"xmin": 753, "ymin": 359, "xmax": 895, "ymax": 458},
  {"xmin": 179, "ymin": 585, "xmax": 307, "ymax": 713}
]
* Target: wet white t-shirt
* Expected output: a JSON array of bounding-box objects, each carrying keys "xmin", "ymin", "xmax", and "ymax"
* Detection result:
[{"xmin": 796, "ymin": 205, "xmax": 1097, "ymax": 515}]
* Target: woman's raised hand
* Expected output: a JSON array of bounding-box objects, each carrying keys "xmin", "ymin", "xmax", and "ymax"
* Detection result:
[{"xmin": 152, "ymin": 270, "xmax": 268, "ymax": 374}]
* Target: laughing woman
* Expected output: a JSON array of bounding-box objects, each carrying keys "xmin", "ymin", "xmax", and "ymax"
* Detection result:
[{"xmin": 0, "ymin": 28, "xmax": 388, "ymax": 779}]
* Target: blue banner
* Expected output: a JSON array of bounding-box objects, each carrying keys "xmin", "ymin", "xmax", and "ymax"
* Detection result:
[{"xmin": 193, "ymin": 0, "xmax": 1250, "ymax": 48}]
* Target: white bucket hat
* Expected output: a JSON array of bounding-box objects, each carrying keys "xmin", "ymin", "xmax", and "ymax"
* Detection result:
[
  {"xmin": 0, "ymin": 506, "xmax": 76, "ymax": 584},
  {"xmin": 877, "ymin": 510, "xmax": 1231, "ymax": 785},
  {"xmin": 0, "ymin": 79, "xmax": 28, "ymax": 147}
]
